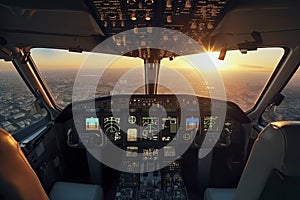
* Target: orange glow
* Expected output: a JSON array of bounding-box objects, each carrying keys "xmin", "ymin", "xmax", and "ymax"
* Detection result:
[
  {"xmin": 160, "ymin": 48, "xmax": 283, "ymax": 72},
  {"xmin": 31, "ymin": 49, "xmax": 143, "ymax": 70},
  {"xmin": 0, "ymin": 60, "xmax": 13, "ymax": 71},
  {"xmin": 29, "ymin": 47, "xmax": 284, "ymax": 72}
]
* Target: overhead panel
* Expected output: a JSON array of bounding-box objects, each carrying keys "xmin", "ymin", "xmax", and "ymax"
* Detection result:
[
  {"xmin": 88, "ymin": 0, "xmax": 231, "ymax": 57},
  {"xmin": 90, "ymin": 0, "xmax": 229, "ymax": 39}
]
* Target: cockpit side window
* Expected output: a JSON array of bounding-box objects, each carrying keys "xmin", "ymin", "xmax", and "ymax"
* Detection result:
[
  {"xmin": 0, "ymin": 60, "xmax": 48, "ymax": 136},
  {"xmin": 262, "ymin": 66, "xmax": 300, "ymax": 121}
]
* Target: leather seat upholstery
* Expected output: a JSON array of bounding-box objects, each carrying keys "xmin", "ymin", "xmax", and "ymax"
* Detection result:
[
  {"xmin": 0, "ymin": 128, "xmax": 49, "ymax": 200},
  {"xmin": 204, "ymin": 121, "xmax": 300, "ymax": 200},
  {"xmin": 0, "ymin": 128, "xmax": 103, "ymax": 200}
]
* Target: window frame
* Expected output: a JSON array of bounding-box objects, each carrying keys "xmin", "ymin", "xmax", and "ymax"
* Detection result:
[{"xmin": 0, "ymin": 54, "xmax": 53, "ymax": 140}]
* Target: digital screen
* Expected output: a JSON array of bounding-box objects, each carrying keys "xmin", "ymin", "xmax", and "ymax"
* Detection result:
[
  {"xmin": 85, "ymin": 117, "xmax": 99, "ymax": 131},
  {"xmin": 143, "ymin": 148, "xmax": 158, "ymax": 160},
  {"xmin": 126, "ymin": 146, "xmax": 138, "ymax": 157},
  {"xmin": 186, "ymin": 117, "xmax": 199, "ymax": 131},
  {"xmin": 104, "ymin": 116, "xmax": 121, "ymax": 141},
  {"xmin": 127, "ymin": 128, "xmax": 137, "ymax": 141},
  {"xmin": 163, "ymin": 146, "xmax": 176, "ymax": 157},
  {"xmin": 161, "ymin": 117, "xmax": 177, "ymax": 141},
  {"xmin": 141, "ymin": 116, "xmax": 158, "ymax": 140},
  {"xmin": 204, "ymin": 116, "xmax": 219, "ymax": 132}
]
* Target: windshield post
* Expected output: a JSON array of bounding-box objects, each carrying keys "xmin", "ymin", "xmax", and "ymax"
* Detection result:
[{"xmin": 144, "ymin": 59, "xmax": 160, "ymax": 95}]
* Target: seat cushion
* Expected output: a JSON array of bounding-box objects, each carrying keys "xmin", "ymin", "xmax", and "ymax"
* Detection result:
[
  {"xmin": 49, "ymin": 182, "xmax": 103, "ymax": 200},
  {"xmin": 204, "ymin": 188, "xmax": 235, "ymax": 200}
]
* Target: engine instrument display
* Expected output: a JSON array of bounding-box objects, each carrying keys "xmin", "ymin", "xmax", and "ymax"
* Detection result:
[
  {"xmin": 141, "ymin": 116, "xmax": 159, "ymax": 141},
  {"xmin": 204, "ymin": 116, "xmax": 219, "ymax": 132}
]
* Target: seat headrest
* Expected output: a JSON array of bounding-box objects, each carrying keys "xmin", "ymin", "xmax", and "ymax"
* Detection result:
[{"xmin": 270, "ymin": 121, "xmax": 300, "ymax": 176}]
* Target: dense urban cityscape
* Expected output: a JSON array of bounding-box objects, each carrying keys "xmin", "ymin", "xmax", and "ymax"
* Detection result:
[{"xmin": 1, "ymin": 68, "xmax": 300, "ymax": 134}]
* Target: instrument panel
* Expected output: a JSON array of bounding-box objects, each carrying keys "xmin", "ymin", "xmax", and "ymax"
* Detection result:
[{"xmin": 65, "ymin": 94, "xmax": 249, "ymax": 152}]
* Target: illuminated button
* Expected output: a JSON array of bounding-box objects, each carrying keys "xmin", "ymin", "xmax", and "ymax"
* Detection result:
[
  {"xmin": 191, "ymin": 21, "xmax": 197, "ymax": 29},
  {"xmin": 121, "ymin": 21, "xmax": 125, "ymax": 27},
  {"xmin": 185, "ymin": 0, "xmax": 192, "ymax": 9},
  {"xmin": 145, "ymin": 11, "xmax": 151, "ymax": 21},
  {"xmin": 167, "ymin": 15, "xmax": 172, "ymax": 23},
  {"xmin": 211, "ymin": 7, "xmax": 218, "ymax": 17},
  {"xmin": 100, "ymin": 14, "xmax": 105, "ymax": 21},
  {"xmin": 207, "ymin": 21, "xmax": 214, "ymax": 30},
  {"xmin": 127, "ymin": 0, "xmax": 136, "ymax": 5},
  {"xmin": 107, "ymin": 12, "xmax": 117, "ymax": 19},
  {"xmin": 131, "ymin": 12, "xmax": 137, "ymax": 21},
  {"xmin": 145, "ymin": 0, "xmax": 154, "ymax": 5},
  {"xmin": 139, "ymin": 2, "xmax": 143, "ymax": 9},
  {"xmin": 119, "ymin": 13, "xmax": 123, "ymax": 20},
  {"xmin": 166, "ymin": 0, "xmax": 172, "ymax": 8}
]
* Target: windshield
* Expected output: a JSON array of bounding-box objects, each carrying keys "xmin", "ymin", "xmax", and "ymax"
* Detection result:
[{"xmin": 31, "ymin": 47, "xmax": 284, "ymax": 111}]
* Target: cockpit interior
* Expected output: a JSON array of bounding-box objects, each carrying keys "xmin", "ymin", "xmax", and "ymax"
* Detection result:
[{"xmin": 0, "ymin": 0, "xmax": 300, "ymax": 200}]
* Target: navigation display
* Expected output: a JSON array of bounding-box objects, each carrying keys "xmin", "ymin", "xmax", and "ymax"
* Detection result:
[
  {"xmin": 161, "ymin": 117, "xmax": 177, "ymax": 141},
  {"xmin": 104, "ymin": 116, "xmax": 121, "ymax": 141},
  {"xmin": 186, "ymin": 117, "xmax": 199, "ymax": 131},
  {"xmin": 85, "ymin": 117, "xmax": 99, "ymax": 131},
  {"xmin": 141, "ymin": 116, "xmax": 159, "ymax": 141},
  {"xmin": 204, "ymin": 116, "xmax": 219, "ymax": 132}
]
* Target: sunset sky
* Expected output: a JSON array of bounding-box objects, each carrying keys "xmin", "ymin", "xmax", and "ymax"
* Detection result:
[{"xmin": 1, "ymin": 47, "xmax": 284, "ymax": 73}]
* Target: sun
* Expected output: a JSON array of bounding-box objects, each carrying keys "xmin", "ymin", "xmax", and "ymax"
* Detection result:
[
  {"xmin": 206, "ymin": 52, "xmax": 238, "ymax": 71},
  {"xmin": 166, "ymin": 51, "xmax": 238, "ymax": 71}
]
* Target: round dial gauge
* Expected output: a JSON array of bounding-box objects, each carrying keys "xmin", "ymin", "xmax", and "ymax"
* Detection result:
[{"xmin": 128, "ymin": 116, "xmax": 136, "ymax": 124}]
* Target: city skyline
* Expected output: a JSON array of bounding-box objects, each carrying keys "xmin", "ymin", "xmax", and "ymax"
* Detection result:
[
  {"xmin": 1, "ymin": 65, "xmax": 300, "ymax": 134},
  {"xmin": 0, "ymin": 47, "xmax": 296, "ymax": 134}
]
